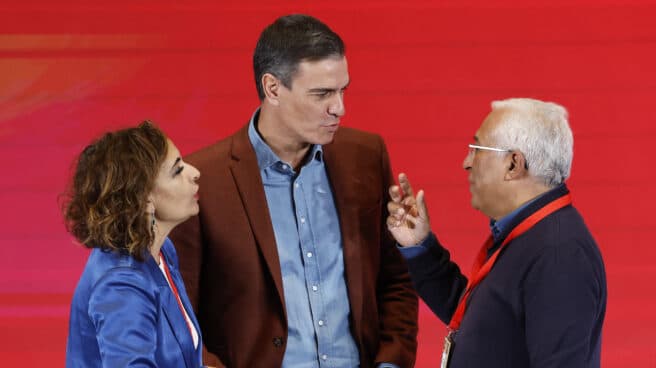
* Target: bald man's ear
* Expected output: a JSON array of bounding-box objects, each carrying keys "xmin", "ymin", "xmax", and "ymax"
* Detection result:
[
  {"xmin": 505, "ymin": 151, "xmax": 529, "ymax": 180},
  {"xmin": 262, "ymin": 73, "xmax": 281, "ymax": 106}
]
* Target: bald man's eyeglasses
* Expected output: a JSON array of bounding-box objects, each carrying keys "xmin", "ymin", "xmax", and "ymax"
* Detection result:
[
  {"xmin": 467, "ymin": 144, "xmax": 529, "ymax": 169},
  {"xmin": 467, "ymin": 144, "xmax": 512, "ymax": 156}
]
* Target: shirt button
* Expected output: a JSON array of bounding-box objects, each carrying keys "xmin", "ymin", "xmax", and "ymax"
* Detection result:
[
  {"xmin": 322, "ymin": 354, "xmax": 328, "ymax": 360},
  {"xmin": 318, "ymin": 320, "xmax": 324, "ymax": 326},
  {"xmin": 272, "ymin": 337, "xmax": 284, "ymax": 347},
  {"xmin": 294, "ymin": 183, "xmax": 299, "ymax": 189},
  {"xmin": 300, "ymin": 217, "xmax": 306, "ymax": 224},
  {"xmin": 312, "ymin": 285, "xmax": 318, "ymax": 292},
  {"xmin": 307, "ymin": 252, "xmax": 313, "ymax": 258}
]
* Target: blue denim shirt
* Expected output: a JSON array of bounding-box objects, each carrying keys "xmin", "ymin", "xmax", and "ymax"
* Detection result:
[{"xmin": 248, "ymin": 112, "xmax": 362, "ymax": 367}]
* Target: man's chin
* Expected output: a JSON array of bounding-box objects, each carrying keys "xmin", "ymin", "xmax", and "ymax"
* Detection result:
[
  {"xmin": 317, "ymin": 133, "xmax": 337, "ymax": 145},
  {"xmin": 470, "ymin": 198, "xmax": 479, "ymax": 211}
]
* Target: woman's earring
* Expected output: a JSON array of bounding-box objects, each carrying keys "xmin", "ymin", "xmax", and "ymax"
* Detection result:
[{"xmin": 150, "ymin": 210, "xmax": 156, "ymax": 234}]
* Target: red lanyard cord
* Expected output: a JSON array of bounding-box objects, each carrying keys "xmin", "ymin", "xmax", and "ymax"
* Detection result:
[
  {"xmin": 448, "ymin": 193, "xmax": 573, "ymax": 331},
  {"xmin": 160, "ymin": 252, "xmax": 195, "ymax": 339}
]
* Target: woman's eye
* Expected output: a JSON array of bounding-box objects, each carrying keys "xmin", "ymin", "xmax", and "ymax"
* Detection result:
[{"xmin": 174, "ymin": 166, "xmax": 184, "ymax": 176}]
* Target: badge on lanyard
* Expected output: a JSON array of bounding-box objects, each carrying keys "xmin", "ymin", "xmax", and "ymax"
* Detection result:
[{"xmin": 440, "ymin": 330, "xmax": 454, "ymax": 368}]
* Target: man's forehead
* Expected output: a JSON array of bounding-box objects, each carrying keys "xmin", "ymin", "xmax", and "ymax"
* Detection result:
[
  {"xmin": 476, "ymin": 109, "xmax": 508, "ymax": 140},
  {"xmin": 293, "ymin": 56, "xmax": 348, "ymax": 80},
  {"xmin": 298, "ymin": 54, "xmax": 347, "ymax": 66}
]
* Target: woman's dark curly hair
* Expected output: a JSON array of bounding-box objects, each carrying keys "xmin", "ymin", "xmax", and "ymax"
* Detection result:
[{"xmin": 63, "ymin": 121, "xmax": 168, "ymax": 261}]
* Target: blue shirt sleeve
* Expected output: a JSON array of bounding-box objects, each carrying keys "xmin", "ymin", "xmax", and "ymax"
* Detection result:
[{"xmin": 397, "ymin": 233, "xmax": 433, "ymax": 260}]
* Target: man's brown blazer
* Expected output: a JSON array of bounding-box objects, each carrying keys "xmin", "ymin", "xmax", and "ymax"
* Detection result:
[{"xmin": 170, "ymin": 124, "xmax": 418, "ymax": 368}]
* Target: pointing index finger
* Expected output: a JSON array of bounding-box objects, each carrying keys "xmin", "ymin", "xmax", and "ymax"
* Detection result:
[{"xmin": 398, "ymin": 173, "xmax": 415, "ymax": 198}]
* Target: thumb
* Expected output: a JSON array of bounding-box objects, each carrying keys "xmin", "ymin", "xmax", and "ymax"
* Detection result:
[{"xmin": 416, "ymin": 190, "xmax": 429, "ymax": 220}]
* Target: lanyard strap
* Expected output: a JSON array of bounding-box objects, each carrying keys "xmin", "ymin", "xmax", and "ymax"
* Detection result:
[
  {"xmin": 448, "ymin": 193, "xmax": 572, "ymax": 331},
  {"xmin": 160, "ymin": 252, "xmax": 195, "ymax": 339}
]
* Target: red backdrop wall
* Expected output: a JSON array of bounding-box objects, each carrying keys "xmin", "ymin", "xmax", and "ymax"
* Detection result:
[{"xmin": 1, "ymin": 0, "xmax": 654, "ymax": 366}]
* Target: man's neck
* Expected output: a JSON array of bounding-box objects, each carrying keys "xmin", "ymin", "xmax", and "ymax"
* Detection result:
[
  {"xmin": 510, "ymin": 181, "xmax": 552, "ymax": 214},
  {"xmin": 492, "ymin": 180, "xmax": 552, "ymax": 221},
  {"xmin": 257, "ymin": 107, "xmax": 313, "ymax": 170}
]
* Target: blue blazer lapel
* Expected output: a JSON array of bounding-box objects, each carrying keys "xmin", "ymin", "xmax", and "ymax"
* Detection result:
[
  {"xmin": 175, "ymin": 274, "xmax": 203, "ymax": 351},
  {"xmin": 146, "ymin": 255, "xmax": 198, "ymax": 368},
  {"xmin": 160, "ymin": 289, "xmax": 197, "ymax": 368},
  {"xmin": 165, "ymin": 250, "xmax": 203, "ymax": 359}
]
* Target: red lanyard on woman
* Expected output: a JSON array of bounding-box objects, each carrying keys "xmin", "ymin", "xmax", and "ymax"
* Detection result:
[
  {"xmin": 159, "ymin": 252, "xmax": 195, "ymax": 339},
  {"xmin": 441, "ymin": 193, "xmax": 572, "ymax": 368}
]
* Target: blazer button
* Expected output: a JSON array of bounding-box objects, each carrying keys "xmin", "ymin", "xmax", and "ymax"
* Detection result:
[{"xmin": 272, "ymin": 337, "xmax": 284, "ymax": 347}]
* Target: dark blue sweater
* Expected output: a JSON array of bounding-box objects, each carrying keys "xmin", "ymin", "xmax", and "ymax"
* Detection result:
[{"xmin": 401, "ymin": 185, "xmax": 607, "ymax": 367}]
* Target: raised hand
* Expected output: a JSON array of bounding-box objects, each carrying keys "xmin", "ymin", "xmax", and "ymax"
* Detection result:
[{"xmin": 386, "ymin": 173, "xmax": 431, "ymax": 247}]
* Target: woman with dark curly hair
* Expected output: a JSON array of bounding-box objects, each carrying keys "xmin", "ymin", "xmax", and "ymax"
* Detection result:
[{"xmin": 63, "ymin": 122, "xmax": 205, "ymax": 367}]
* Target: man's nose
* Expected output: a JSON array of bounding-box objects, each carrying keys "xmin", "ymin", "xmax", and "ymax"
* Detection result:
[
  {"xmin": 328, "ymin": 92, "xmax": 345, "ymax": 118},
  {"xmin": 463, "ymin": 151, "xmax": 473, "ymax": 170}
]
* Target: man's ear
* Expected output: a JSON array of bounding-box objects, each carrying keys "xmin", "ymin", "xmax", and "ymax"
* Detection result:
[
  {"xmin": 262, "ymin": 73, "xmax": 281, "ymax": 106},
  {"xmin": 505, "ymin": 151, "xmax": 528, "ymax": 180}
]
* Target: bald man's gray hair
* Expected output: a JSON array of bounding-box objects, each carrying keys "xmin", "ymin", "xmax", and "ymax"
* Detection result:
[{"xmin": 489, "ymin": 98, "xmax": 573, "ymax": 187}]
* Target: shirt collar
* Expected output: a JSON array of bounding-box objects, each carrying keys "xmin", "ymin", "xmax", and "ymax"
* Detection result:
[
  {"xmin": 247, "ymin": 108, "xmax": 324, "ymax": 172},
  {"xmin": 490, "ymin": 207, "xmax": 525, "ymax": 243},
  {"xmin": 489, "ymin": 183, "xmax": 566, "ymax": 243}
]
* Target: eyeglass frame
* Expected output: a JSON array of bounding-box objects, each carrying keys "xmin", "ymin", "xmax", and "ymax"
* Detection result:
[
  {"xmin": 467, "ymin": 144, "xmax": 512, "ymax": 155},
  {"xmin": 467, "ymin": 144, "xmax": 529, "ymax": 169}
]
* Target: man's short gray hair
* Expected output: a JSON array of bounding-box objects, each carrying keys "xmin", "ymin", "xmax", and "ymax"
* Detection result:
[{"xmin": 489, "ymin": 98, "xmax": 573, "ymax": 187}]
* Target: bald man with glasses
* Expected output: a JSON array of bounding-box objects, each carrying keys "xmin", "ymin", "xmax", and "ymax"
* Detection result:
[{"xmin": 387, "ymin": 98, "xmax": 607, "ymax": 368}]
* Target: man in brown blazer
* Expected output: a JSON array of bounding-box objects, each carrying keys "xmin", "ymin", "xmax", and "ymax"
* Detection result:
[{"xmin": 170, "ymin": 14, "xmax": 418, "ymax": 368}]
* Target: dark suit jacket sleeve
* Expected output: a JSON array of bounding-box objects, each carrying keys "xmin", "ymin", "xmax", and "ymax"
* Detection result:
[
  {"xmin": 374, "ymin": 137, "xmax": 419, "ymax": 367},
  {"xmin": 402, "ymin": 232, "xmax": 468, "ymax": 325}
]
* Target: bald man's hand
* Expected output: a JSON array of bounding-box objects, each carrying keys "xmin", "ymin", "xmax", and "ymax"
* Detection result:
[{"xmin": 387, "ymin": 173, "xmax": 431, "ymax": 247}]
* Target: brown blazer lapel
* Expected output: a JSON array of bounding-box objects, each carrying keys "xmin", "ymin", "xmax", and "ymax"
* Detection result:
[
  {"xmin": 323, "ymin": 137, "xmax": 364, "ymax": 339},
  {"xmin": 228, "ymin": 126, "xmax": 286, "ymax": 312}
]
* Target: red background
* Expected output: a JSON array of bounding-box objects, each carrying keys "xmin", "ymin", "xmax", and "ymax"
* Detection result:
[{"xmin": 1, "ymin": 0, "xmax": 654, "ymax": 366}]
